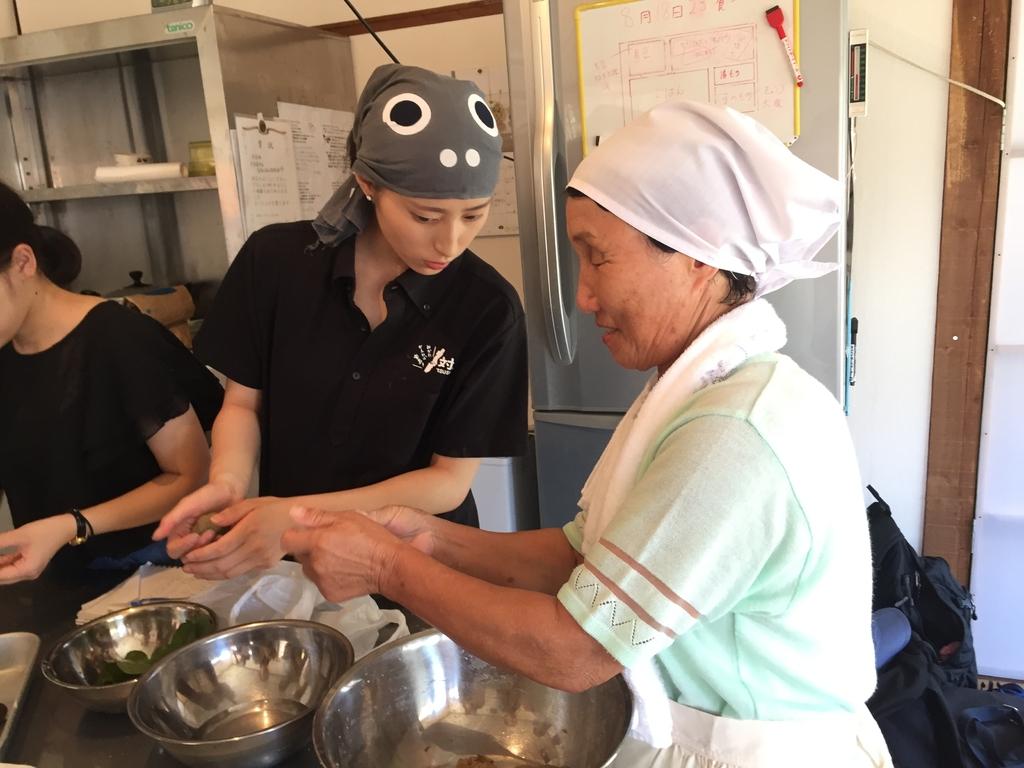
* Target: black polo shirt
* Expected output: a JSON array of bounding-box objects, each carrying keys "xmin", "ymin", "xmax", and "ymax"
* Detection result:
[{"xmin": 194, "ymin": 221, "xmax": 528, "ymax": 526}]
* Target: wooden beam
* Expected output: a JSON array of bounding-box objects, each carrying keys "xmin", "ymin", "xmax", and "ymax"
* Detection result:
[
  {"xmin": 318, "ymin": 0, "xmax": 503, "ymax": 38},
  {"xmin": 923, "ymin": 0, "xmax": 1011, "ymax": 584}
]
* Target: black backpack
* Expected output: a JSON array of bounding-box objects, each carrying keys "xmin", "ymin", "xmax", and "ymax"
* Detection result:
[
  {"xmin": 866, "ymin": 485, "xmax": 978, "ymax": 688},
  {"xmin": 869, "ymin": 633, "xmax": 1024, "ymax": 768}
]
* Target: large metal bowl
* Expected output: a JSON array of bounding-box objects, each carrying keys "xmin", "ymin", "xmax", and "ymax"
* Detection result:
[
  {"xmin": 128, "ymin": 619, "xmax": 354, "ymax": 768},
  {"xmin": 41, "ymin": 601, "xmax": 217, "ymax": 713},
  {"xmin": 314, "ymin": 629, "xmax": 633, "ymax": 768}
]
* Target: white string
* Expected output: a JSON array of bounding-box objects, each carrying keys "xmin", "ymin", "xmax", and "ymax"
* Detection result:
[{"xmin": 870, "ymin": 41, "xmax": 1007, "ymax": 109}]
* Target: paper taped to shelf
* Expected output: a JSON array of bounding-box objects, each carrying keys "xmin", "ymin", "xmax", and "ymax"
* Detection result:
[{"xmin": 94, "ymin": 162, "xmax": 187, "ymax": 182}]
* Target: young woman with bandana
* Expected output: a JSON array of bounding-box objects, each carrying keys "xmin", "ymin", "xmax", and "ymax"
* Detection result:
[
  {"xmin": 154, "ymin": 65, "xmax": 528, "ymax": 579},
  {"xmin": 0, "ymin": 182, "xmax": 224, "ymax": 584}
]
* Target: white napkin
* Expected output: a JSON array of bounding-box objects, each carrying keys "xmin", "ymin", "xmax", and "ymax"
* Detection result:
[
  {"xmin": 93, "ymin": 162, "xmax": 186, "ymax": 182},
  {"xmin": 623, "ymin": 662, "xmax": 676, "ymax": 749},
  {"xmin": 76, "ymin": 565, "xmax": 208, "ymax": 624}
]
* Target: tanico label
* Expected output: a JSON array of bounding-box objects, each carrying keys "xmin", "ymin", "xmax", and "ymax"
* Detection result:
[{"xmin": 164, "ymin": 20, "xmax": 195, "ymax": 34}]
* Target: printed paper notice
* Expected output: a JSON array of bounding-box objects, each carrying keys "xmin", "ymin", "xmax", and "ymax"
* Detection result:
[
  {"xmin": 480, "ymin": 155, "xmax": 519, "ymax": 237},
  {"xmin": 234, "ymin": 115, "xmax": 301, "ymax": 236},
  {"xmin": 277, "ymin": 102, "xmax": 355, "ymax": 219}
]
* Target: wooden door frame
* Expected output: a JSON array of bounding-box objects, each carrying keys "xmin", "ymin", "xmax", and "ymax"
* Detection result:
[{"xmin": 923, "ymin": 0, "xmax": 1012, "ymax": 583}]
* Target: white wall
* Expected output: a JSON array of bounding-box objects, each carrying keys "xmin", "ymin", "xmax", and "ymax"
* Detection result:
[
  {"xmin": 14, "ymin": 0, "xmax": 146, "ymax": 33},
  {"xmin": 0, "ymin": 0, "xmax": 16, "ymax": 37},
  {"xmin": 846, "ymin": 0, "xmax": 952, "ymax": 549}
]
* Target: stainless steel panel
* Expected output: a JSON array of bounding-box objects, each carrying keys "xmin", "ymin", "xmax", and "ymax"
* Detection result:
[
  {"xmin": 505, "ymin": 0, "xmax": 650, "ymax": 414},
  {"xmin": 0, "ymin": 632, "xmax": 41, "ymax": 759},
  {"xmin": 48, "ymin": 196, "xmax": 155, "ymax": 295},
  {"xmin": 530, "ymin": 0, "xmax": 577, "ymax": 366},
  {"xmin": 203, "ymin": 11, "xmax": 356, "ymax": 261},
  {"xmin": 769, "ymin": 0, "xmax": 849, "ymax": 400},
  {"xmin": 0, "ymin": 91, "xmax": 20, "ymax": 187},
  {"xmin": 534, "ymin": 412, "xmax": 621, "ymax": 528},
  {"xmin": 33, "ymin": 61, "xmax": 137, "ymax": 187},
  {"xmin": 0, "ymin": 7, "xmax": 210, "ymax": 69},
  {"xmin": 3, "ymin": 72, "xmax": 48, "ymax": 191},
  {"xmin": 20, "ymin": 176, "xmax": 217, "ymax": 202},
  {"xmin": 213, "ymin": 13, "xmax": 356, "ymax": 125}
]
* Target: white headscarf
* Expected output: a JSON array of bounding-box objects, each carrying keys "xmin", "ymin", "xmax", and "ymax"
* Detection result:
[{"xmin": 568, "ymin": 101, "xmax": 842, "ymax": 297}]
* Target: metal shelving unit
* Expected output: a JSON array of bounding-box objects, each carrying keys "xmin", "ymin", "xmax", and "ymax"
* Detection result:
[
  {"xmin": 20, "ymin": 175, "xmax": 217, "ymax": 203},
  {"xmin": 0, "ymin": 7, "xmax": 355, "ymax": 312}
]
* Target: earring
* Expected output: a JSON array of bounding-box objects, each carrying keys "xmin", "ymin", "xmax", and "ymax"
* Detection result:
[{"xmin": 365, "ymin": 194, "xmax": 373, "ymax": 203}]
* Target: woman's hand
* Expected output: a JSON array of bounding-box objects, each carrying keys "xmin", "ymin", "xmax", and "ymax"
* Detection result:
[
  {"xmin": 0, "ymin": 515, "xmax": 76, "ymax": 584},
  {"xmin": 281, "ymin": 507, "xmax": 408, "ymax": 602},
  {"xmin": 176, "ymin": 496, "xmax": 297, "ymax": 579},
  {"xmin": 154, "ymin": 478, "xmax": 244, "ymax": 559}
]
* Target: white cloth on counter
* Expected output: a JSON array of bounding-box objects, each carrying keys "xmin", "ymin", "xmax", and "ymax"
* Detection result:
[
  {"xmin": 77, "ymin": 561, "xmax": 408, "ymax": 659},
  {"xmin": 93, "ymin": 162, "xmax": 187, "ymax": 182},
  {"xmin": 76, "ymin": 564, "xmax": 204, "ymax": 624}
]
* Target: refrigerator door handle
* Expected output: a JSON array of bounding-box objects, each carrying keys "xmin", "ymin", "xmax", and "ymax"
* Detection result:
[{"xmin": 531, "ymin": 0, "xmax": 576, "ymax": 365}]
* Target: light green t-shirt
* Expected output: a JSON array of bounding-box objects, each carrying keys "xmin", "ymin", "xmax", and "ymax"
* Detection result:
[{"xmin": 558, "ymin": 353, "xmax": 877, "ymax": 720}]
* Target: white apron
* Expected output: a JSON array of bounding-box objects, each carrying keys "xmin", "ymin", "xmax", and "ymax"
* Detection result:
[{"xmin": 609, "ymin": 698, "xmax": 893, "ymax": 768}]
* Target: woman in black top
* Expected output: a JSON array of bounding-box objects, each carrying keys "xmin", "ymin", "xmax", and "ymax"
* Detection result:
[
  {"xmin": 155, "ymin": 65, "xmax": 528, "ymax": 579},
  {"xmin": 0, "ymin": 182, "xmax": 224, "ymax": 582}
]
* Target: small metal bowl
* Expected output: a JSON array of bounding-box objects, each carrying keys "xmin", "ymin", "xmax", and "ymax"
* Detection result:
[
  {"xmin": 41, "ymin": 601, "xmax": 217, "ymax": 713},
  {"xmin": 314, "ymin": 629, "xmax": 633, "ymax": 768},
  {"xmin": 128, "ymin": 620, "xmax": 354, "ymax": 768}
]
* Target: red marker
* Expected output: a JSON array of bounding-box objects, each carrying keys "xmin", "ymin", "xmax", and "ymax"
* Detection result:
[{"xmin": 766, "ymin": 5, "xmax": 804, "ymax": 87}]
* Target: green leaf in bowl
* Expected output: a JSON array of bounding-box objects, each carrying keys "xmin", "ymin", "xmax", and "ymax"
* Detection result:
[{"xmin": 94, "ymin": 616, "xmax": 214, "ymax": 685}]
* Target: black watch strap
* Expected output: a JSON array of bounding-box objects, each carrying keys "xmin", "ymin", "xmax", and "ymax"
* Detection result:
[{"xmin": 68, "ymin": 508, "xmax": 94, "ymax": 546}]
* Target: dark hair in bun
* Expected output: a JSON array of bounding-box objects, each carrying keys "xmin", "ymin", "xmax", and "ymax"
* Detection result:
[
  {"xmin": 36, "ymin": 225, "xmax": 82, "ymax": 287},
  {"xmin": 1, "ymin": 181, "xmax": 81, "ymax": 286}
]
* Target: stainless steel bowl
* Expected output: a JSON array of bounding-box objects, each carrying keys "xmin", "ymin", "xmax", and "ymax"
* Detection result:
[
  {"xmin": 314, "ymin": 629, "xmax": 633, "ymax": 768},
  {"xmin": 41, "ymin": 601, "xmax": 217, "ymax": 713},
  {"xmin": 128, "ymin": 620, "xmax": 354, "ymax": 768}
]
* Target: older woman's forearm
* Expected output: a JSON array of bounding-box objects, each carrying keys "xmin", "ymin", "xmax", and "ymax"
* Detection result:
[
  {"xmin": 381, "ymin": 544, "xmax": 621, "ymax": 692},
  {"xmin": 426, "ymin": 525, "xmax": 581, "ymax": 595}
]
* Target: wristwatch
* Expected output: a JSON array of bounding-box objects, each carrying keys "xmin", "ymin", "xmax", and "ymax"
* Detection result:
[{"xmin": 68, "ymin": 508, "xmax": 94, "ymax": 546}]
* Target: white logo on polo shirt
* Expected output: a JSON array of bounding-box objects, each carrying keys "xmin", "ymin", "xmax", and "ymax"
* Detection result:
[{"xmin": 412, "ymin": 344, "xmax": 455, "ymax": 376}]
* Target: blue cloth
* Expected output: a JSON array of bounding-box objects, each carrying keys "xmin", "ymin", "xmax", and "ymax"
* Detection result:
[
  {"xmin": 872, "ymin": 607, "xmax": 912, "ymax": 668},
  {"xmin": 87, "ymin": 539, "xmax": 177, "ymax": 571}
]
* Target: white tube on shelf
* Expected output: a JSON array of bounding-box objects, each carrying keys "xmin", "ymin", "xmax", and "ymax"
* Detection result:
[{"xmin": 93, "ymin": 162, "xmax": 187, "ymax": 182}]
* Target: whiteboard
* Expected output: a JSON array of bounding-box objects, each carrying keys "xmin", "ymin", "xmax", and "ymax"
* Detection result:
[{"xmin": 575, "ymin": 0, "xmax": 800, "ymax": 152}]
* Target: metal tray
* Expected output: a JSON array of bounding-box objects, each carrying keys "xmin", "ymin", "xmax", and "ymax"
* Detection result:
[{"xmin": 0, "ymin": 632, "xmax": 40, "ymax": 759}]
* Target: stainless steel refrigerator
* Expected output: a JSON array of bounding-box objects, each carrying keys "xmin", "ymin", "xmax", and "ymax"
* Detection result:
[{"xmin": 503, "ymin": 0, "xmax": 849, "ymax": 527}]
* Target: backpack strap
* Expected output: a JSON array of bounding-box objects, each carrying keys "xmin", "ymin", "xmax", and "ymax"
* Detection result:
[
  {"xmin": 867, "ymin": 484, "xmax": 890, "ymax": 513},
  {"xmin": 959, "ymin": 704, "xmax": 1024, "ymax": 767}
]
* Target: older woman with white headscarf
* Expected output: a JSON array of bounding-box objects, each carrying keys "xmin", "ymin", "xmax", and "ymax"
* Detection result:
[{"xmin": 281, "ymin": 101, "xmax": 893, "ymax": 767}]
